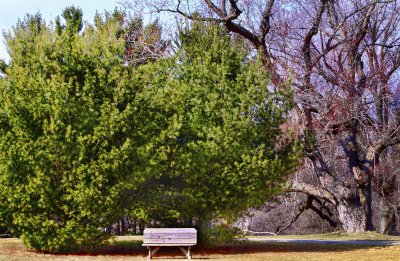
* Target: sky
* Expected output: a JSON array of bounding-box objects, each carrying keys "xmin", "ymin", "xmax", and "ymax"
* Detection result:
[{"xmin": 0, "ymin": 0, "xmax": 121, "ymax": 61}]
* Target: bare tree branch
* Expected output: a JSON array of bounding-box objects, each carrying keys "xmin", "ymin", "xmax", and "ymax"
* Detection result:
[{"xmin": 287, "ymin": 181, "xmax": 337, "ymax": 204}]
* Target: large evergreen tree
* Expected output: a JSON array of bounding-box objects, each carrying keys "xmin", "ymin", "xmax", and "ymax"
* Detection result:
[
  {"xmin": 0, "ymin": 8, "xmax": 298, "ymax": 252},
  {"xmin": 0, "ymin": 9, "xmax": 139, "ymax": 252},
  {"xmin": 126, "ymin": 22, "xmax": 299, "ymax": 233}
]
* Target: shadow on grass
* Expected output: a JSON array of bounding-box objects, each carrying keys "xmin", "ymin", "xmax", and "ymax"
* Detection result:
[{"xmin": 55, "ymin": 239, "xmax": 397, "ymax": 258}]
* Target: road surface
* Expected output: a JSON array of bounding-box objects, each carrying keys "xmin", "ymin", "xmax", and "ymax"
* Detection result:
[{"xmin": 244, "ymin": 237, "xmax": 400, "ymax": 246}]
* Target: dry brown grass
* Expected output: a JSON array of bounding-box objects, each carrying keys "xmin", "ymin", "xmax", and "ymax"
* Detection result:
[{"xmin": 1, "ymin": 236, "xmax": 400, "ymax": 261}]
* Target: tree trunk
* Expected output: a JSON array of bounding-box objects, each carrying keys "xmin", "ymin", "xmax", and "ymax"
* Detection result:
[
  {"xmin": 337, "ymin": 199, "xmax": 366, "ymax": 232},
  {"xmin": 235, "ymin": 209, "xmax": 254, "ymax": 234},
  {"xmin": 379, "ymin": 198, "xmax": 399, "ymax": 235},
  {"xmin": 340, "ymin": 128, "xmax": 374, "ymax": 232},
  {"xmin": 378, "ymin": 172, "xmax": 399, "ymax": 235}
]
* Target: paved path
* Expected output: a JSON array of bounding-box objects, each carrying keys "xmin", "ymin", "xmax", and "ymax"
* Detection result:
[{"xmin": 245, "ymin": 237, "xmax": 400, "ymax": 246}]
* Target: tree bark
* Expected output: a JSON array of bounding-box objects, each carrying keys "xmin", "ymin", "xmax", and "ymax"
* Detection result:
[
  {"xmin": 337, "ymin": 199, "xmax": 366, "ymax": 232},
  {"xmin": 379, "ymin": 198, "xmax": 399, "ymax": 235}
]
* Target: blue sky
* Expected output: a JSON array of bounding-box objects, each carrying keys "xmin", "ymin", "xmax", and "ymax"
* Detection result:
[{"xmin": 0, "ymin": 0, "xmax": 121, "ymax": 61}]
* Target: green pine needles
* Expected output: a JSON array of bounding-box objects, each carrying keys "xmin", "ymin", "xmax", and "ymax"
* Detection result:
[
  {"xmin": 0, "ymin": 8, "xmax": 300, "ymax": 253},
  {"xmin": 0, "ymin": 9, "xmax": 137, "ymax": 252},
  {"xmin": 128, "ymin": 22, "xmax": 299, "ymax": 231}
]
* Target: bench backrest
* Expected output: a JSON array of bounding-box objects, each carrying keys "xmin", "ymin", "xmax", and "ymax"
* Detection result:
[{"xmin": 143, "ymin": 228, "xmax": 197, "ymax": 246}]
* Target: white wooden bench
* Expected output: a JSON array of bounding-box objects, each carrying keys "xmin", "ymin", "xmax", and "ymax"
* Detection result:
[{"xmin": 142, "ymin": 228, "xmax": 197, "ymax": 259}]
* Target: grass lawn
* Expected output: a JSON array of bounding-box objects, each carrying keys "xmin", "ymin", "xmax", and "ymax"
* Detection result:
[{"xmin": 0, "ymin": 233, "xmax": 400, "ymax": 261}]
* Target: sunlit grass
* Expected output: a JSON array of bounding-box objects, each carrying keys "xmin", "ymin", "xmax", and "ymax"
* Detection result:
[{"xmin": 1, "ymin": 234, "xmax": 400, "ymax": 260}]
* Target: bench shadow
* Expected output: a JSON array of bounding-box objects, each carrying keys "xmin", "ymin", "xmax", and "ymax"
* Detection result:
[{"xmin": 43, "ymin": 240, "xmax": 398, "ymax": 259}]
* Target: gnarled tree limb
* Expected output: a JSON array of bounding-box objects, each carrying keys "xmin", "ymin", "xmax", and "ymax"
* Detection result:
[{"xmin": 286, "ymin": 181, "xmax": 337, "ymax": 205}]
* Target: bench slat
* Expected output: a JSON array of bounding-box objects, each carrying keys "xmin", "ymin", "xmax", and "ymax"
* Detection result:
[
  {"xmin": 144, "ymin": 228, "xmax": 196, "ymax": 233},
  {"xmin": 143, "ymin": 228, "xmax": 197, "ymax": 244},
  {"xmin": 143, "ymin": 243, "xmax": 195, "ymax": 246},
  {"xmin": 144, "ymin": 238, "xmax": 196, "ymax": 243},
  {"xmin": 144, "ymin": 234, "xmax": 196, "ymax": 239}
]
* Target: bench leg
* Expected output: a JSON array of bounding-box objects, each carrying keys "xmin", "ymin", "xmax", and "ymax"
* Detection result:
[
  {"xmin": 147, "ymin": 246, "xmax": 160, "ymax": 260},
  {"xmin": 178, "ymin": 246, "xmax": 192, "ymax": 259}
]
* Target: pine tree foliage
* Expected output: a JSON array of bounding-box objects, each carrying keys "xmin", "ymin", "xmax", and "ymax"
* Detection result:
[
  {"xmin": 126, "ymin": 22, "xmax": 299, "ymax": 227},
  {"xmin": 0, "ymin": 10, "xmax": 299, "ymax": 252},
  {"xmin": 0, "ymin": 9, "xmax": 138, "ymax": 252}
]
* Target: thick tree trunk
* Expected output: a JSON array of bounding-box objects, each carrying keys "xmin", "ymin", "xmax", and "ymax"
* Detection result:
[
  {"xmin": 379, "ymin": 198, "xmax": 399, "ymax": 235},
  {"xmin": 375, "ymin": 147, "xmax": 399, "ymax": 235},
  {"xmin": 339, "ymin": 128, "xmax": 374, "ymax": 232},
  {"xmin": 337, "ymin": 199, "xmax": 366, "ymax": 232},
  {"xmin": 378, "ymin": 172, "xmax": 399, "ymax": 235},
  {"xmin": 380, "ymin": 201, "xmax": 391, "ymax": 233}
]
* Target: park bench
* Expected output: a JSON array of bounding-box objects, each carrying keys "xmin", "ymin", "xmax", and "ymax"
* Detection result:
[{"xmin": 142, "ymin": 228, "xmax": 197, "ymax": 259}]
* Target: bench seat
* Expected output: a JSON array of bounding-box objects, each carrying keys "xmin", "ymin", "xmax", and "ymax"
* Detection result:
[{"xmin": 143, "ymin": 228, "xmax": 197, "ymax": 259}]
